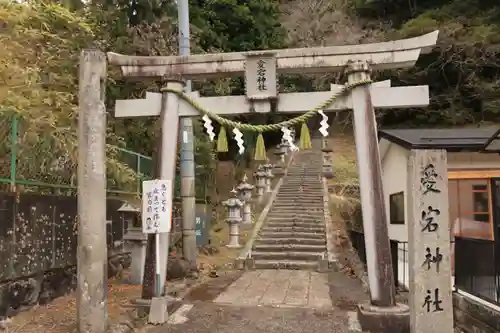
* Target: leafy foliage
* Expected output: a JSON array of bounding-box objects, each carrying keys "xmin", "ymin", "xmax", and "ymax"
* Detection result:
[
  {"xmin": 353, "ymin": 0, "xmax": 500, "ymax": 127},
  {"xmin": 0, "ymin": 1, "xmax": 136, "ymax": 191}
]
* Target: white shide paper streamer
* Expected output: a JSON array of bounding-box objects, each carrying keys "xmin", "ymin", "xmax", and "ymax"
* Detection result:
[
  {"xmin": 317, "ymin": 109, "xmax": 329, "ymax": 137},
  {"xmin": 281, "ymin": 127, "xmax": 299, "ymax": 151},
  {"xmin": 202, "ymin": 115, "xmax": 215, "ymax": 141},
  {"xmin": 233, "ymin": 128, "xmax": 245, "ymax": 155}
]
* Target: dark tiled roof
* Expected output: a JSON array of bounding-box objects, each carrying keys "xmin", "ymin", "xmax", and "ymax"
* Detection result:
[
  {"xmin": 379, "ymin": 128, "xmax": 499, "ymax": 151},
  {"xmin": 484, "ymin": 128, "xmax": 500, "ymax": 152}
]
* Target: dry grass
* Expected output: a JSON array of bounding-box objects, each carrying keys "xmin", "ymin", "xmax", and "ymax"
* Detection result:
[
  {"xmin": 326, "ymin": 133, "xmax": 367, "ymax": 286},
  {"xmin": 5, "ymin": 279, "xmax": 141, "ymax": 333},
  {"xmin": 329, "ymin": 134, "xmax": 358, "ymax": 185}
]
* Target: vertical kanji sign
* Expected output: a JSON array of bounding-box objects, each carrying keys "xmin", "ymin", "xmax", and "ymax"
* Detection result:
[
  {"xmin": 142, "ymin": 179, "xmax": 172, "ymax": 234},
  {"xmin": 408, "ymin": 149, "xmax": 453, "ymax": 333}
]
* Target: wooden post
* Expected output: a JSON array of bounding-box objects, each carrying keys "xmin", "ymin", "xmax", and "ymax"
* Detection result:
[
  {"xmin": 77, "ymin": 49, "xmax": 107, "ymax": 333},
  {"xmin": 408, "ymin": 149, "xmax": 453, "ymax": 333}
]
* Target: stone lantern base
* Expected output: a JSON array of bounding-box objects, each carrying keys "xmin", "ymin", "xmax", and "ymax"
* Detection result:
[
  {"xmin": 123, "ymin": 228, "xmax": 148, "ymax": 285},
  {"xmin": 226, "ymin": 220, "xmax": 242, "ymax": 248}
]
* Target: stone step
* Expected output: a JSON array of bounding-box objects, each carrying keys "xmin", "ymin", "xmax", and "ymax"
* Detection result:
[
  {"xmin": 271, "ymin": 204, "xmax": 324, "ymax": 209},
  {"xmin": 253, "ymin": 260, "xmax": 318, "ymax": 270},
  {"xmin": 267, "ymin": 212, "xmax": 323, "ymax": 217},
  {"xmin": 280, "ymin": 177, "xmax": 322, "ymax": 180},
  {"xmin": 261, "ymin": 225, "xmax": 325, "ymax": 233},
  {"xmin": 279, "ymin": 182, "xmax": 322, "ymax": 186},
  {"xmin": 273, "ymin": 201, "xmax": 325, "ymax": 210},
  {"xmin": 257, "ymin": 237, "xmax": 325, "ymax": 246},
  {"xmin": 267, "ymin": 212, "xmax": 324, "ymax": 219},
  {"xmin": 269, "ymin": 208, "xmax": 323, "ymax": 213},
  {"xmin": 274, "ymin": 196, "xmax": 323, "ymax": 200},
  {"xmin": 266, "ymin": 216, "xmax": 323, "ymax": 223},
  {"xmin": 278, "ymin": 188, "xmax": 323, "ymax": 193},
  {"xmin": 259, "ymin": 231, "xmax": 325, "ymax": 239},
  {"xmin": 271, "ymin": 204, "xmax": 323, "ymax": 209},
  {"xmin": 282, "ymin": 175, "xmax": 321, "ymax": 178},
  {"xmin": 265, "ymin": 221, "xmax": 324, "ymax": 228},
  {"xmin": 278, "ymin": 188, "xmax": 322, "ymax": 191},
  {"xmin": 253, "ymin": 243, "xmax": 326, "ymax": 252},
  {"xmin": 288, "ymin": 166, "xmax": 321, "ymax": 169},
  {"xmin": 274, "ymin": 197, "xmax": 323, "ymax": 201},
  {"xmin": 251, "ymin": 251, "xmax": 324, "ymax": 261},
  {"xmin": 276, "ymin": 192, "xmax": 323, "ymax": 196},
  {"xmin": 278, "ymin": 187, "xmax": 323, "ymax": 191},
  {"xmin": 273, "ymin": 197, "xmax": 323, "ymax": 202}
]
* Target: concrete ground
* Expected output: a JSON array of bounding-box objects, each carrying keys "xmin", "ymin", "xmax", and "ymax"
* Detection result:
[{"xmin": 149, "ymin": 269, "xmax": 369, "ymax": 333}]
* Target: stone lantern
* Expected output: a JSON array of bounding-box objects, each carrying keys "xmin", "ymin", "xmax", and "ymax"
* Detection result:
[
  {"xmin": 276, "ymin": 143, "xmax": 286, "ymax": 163},
  {"xmin": 236, "ymin": 174, "xmax": 254, "ymax": 225},
  {"xmin": 120, "ymin": 202, "xmax": 147, "ymax": 285},
  {"xmin": 273, "ymin": 148, "xmax": 286, "ymax": 176},
  {"xmin": 290, "ymin": 128, "xmax": 296, "ymax": 142},
  {"xmin": 254, "ymin": 169, "xmax": 267, "ymax": 202},
  {"xmin": 222, "ymin": 189, "xmax": 244, "ymax": 248},
  {"xmin": 262, "ymin": 163, "xmax": 274, "ymax": 193},
  {"xmin": 322, "ymin": 140, "xmax": 334, "ymax": 179},
  {"xmin": 280, "ymin": 139, "xmax": 290, "ymax": 156}
]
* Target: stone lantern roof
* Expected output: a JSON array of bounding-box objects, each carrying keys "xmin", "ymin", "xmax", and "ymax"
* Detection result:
[
  {"xmin": 223, "ymin": 189, "xmax": 244, "ymax": 207},
  {"xmin": 236, "ymin": 174, "xmax": 254, "ymax": 191}
]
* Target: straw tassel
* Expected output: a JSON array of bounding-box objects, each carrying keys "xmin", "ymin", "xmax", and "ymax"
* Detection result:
[
  {"xmin": 254, "ymin": 133, "xmax": 267, "ymax": 161},
  {"xmin": 299, "ymin": 122, "xmax": 312, "ymax": 150},
  {"xmin": 216, "ymin": 126, "xmax": 229, "ymax": 152}
]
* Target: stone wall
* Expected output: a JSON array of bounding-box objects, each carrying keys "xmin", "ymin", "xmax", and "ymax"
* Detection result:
[
  {"xmin": 454, "ymin": 292, "xmax": 500, "ymax": 333},
  {"xmin": 0, "ymin": 193, "xmax": 136, "ymax": 320}
]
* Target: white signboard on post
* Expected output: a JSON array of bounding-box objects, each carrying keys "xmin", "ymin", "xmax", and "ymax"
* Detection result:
[{"xmin": 142, "ymin": 179, "xmax": 172, "ymax": 234}]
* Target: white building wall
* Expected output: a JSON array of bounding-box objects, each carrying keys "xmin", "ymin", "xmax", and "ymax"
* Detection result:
[
  {"xmin": 380, "ymin": 143, "xmax": 500, "ymax": 290},
  {"xmin": 380, "ymin": 141, "xmax": 409, "ymax": 242},
  {"xmin": 448, "ymin": 151, "xmax": 500, "ymax": 169}
]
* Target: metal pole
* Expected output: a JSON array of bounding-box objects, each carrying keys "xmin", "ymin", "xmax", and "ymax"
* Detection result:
[
  {"xmin": 77, "ymin": 49, "xmax": 107, "ymax": 333},
  {"xmin": 177, "ymin": 0, "xmax": 197, "ymax": 264},
  {"xmin": 347, "ymin": 61, "xmax": 396, "ymax": 307},
  {"xmin": 10, "ymin": 114, "xmax": 18, "ymax": 190}
]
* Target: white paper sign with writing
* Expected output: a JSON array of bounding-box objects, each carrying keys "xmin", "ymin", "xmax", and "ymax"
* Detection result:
[{"xmin": 142, "ymin": 179, "xmax": 173, "ymax": 234}]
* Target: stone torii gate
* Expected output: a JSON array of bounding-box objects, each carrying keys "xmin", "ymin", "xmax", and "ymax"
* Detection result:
[{"xmin": 105, "ymin": 30, "xmax": 438, "ymax": 331}]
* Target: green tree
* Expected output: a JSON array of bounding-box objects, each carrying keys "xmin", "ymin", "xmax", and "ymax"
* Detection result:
[
  {"xmin": 352, "ymin": 0, "xmax": 500, "ymax": 127},
  {"xmin": 0, "ymin": 1, "xmax": 137, "ymax": 190}
]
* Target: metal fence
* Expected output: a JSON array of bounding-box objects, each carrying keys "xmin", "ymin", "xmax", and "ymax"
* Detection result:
[
  {"xmin": 348, "ymin": 230, "xmax": 405, "ymax": 290},
  {"xmin": 455, "ymin": 236, "xmax": 499, "ymax": 305},
  {"xmin": 0, "ymin": 113, "xmax": 153, "ymax": 195},
  {"xmin": 0, "ymin": 114, "xmax": 213, "ymax": 200},
  {"xmin": 348, "ymin": 230, "xmax": 500, "ymax": 304}
]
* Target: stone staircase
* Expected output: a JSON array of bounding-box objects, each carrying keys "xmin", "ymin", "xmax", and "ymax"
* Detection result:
[{"xmin": 251, "ymin": 148, "xmax": 328, "ymax": 270}]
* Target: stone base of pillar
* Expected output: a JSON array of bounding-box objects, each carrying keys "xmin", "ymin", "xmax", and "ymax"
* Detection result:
[
  {"xmin": 256, "ymin": 186, "xmax": 265, "ymax": 203},
  {"xmin": 357, "ymin": 302, "xmax": 409, "ymax": 333},
  {"xmin": 227, "ymin": 222, "xmax": 241, "ymax": 248},
  {"xmin": 322, "ymin": 165, "xmax": 334, "ymax": 179},
  {"xmin": 242, "ymin": 204, "xmax": 252, "ymax": 224}
]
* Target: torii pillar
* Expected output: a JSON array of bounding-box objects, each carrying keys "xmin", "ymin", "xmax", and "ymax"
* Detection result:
[{"xmin": 107, "ymin": 30, "xmax": 439, "ymax": 333}]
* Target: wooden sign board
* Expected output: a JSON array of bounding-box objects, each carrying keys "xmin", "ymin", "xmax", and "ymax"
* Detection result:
[{"xmin": 244, "ymin": 54, "xmax": 277, "ymax": 100}]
